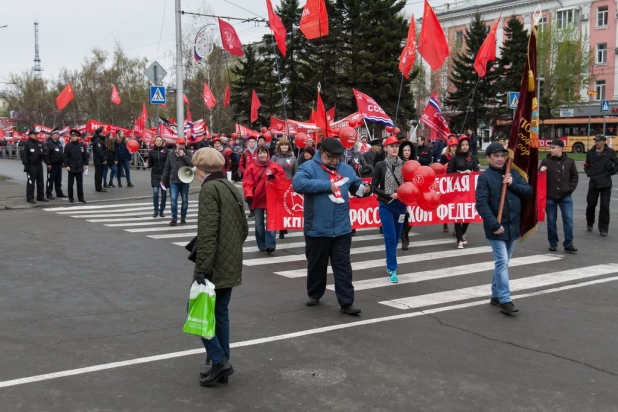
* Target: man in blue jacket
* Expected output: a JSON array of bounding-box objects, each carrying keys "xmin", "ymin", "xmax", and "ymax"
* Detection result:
[
  {"xmin": 293, "ymin": 138, "xmax": 372, "ymax": 315},
  {"xmin": 475, "ymin": 143, "xmax": 533, "ymax": 316}
]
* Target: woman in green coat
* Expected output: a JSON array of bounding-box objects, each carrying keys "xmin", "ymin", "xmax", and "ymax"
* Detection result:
[{"xmin": 191, "ymin": 148, "xmax": 249, "ymax": 387}]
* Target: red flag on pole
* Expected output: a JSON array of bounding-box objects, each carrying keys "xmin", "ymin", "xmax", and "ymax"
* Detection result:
[
  {"xmin": 417, "ymin": 0, "xmax": 450, "ymax": 70},
  {"xmin": 399, "ymin": 15, "xmax": 417, "ymax": 79},
  {"xmin": 183, "ymin": 94, "xmax": 190, "ymax": 105},
  {"xmin": 326, "ymin": 106, "xmax": 336, "ymax": 122},
  {"xmin": 352, "ymin": 88, "xmax": 394, "ymax": 127},
  {"xmin": 110, "ymin": 85, "xmax": 121, "ymax": 105},
  {"xmin": 250, "ymin": 90, "xmax": 261, "ymax": 123},
  {"xmin": 186, "ymin": 106, "xmax": 193, "ymax": 123},
  {"xmin": 309, "ymin": 109, "xmax": 317, "ymax": 124},
  {"xmin": 134, "ymin": 103, "xmax": 148, "ymax": 134},
  {"xmin": 316, "ymin": 93, "xmax": 332, "ymax": 137},
  {"xmin": 202, "ymin": 83, "xmax": 217, "ymax": 109},
  {"xmin": 223, "ymin": 84, "xmax": 231, "ymax": 107},
  {"xmin": 266, "ymin": 0, "xmax": 287, "ymax": 56},
  {"xmin": 420, "ymin": 92, "xmax": 451, "ymax": 141},
  {"xmin": 299, "ymin": 0, "xmax": 329, "ymax": 40},
  {"xmin": 56, "ymin": 83, "xmax": 75, "ymax": 111},
  {"xmin": 474, "ymin": 15, "xmax": 501, "ymax": 78},
  {"xmin": 218, "ymin": 18, "xmax": 245, "ymax": 57}
]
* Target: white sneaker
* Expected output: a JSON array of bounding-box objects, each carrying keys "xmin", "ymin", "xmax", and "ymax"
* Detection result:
[
  {"xmin": 457, "ymin": 242, "xmax": 464, "ymax": 249},
  {"xmin": 462, "ymin": 235, "xmax": 467, "ymax": 245}
]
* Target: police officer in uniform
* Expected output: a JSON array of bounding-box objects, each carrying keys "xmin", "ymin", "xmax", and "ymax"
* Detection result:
[
  {"xmin": 91, "ymin": 127, "xmax": 108, "ymax": 192},
  {"xmin": 20, "ymin": 129, "xmax": 47, "ymax": 204},
  {"xmin": 43, "ymin": 128, "xmax": 66, "ymax": 199},
  {"xmin": 64, "ymin": 129, "xmax": 89, "ymax": 204}
]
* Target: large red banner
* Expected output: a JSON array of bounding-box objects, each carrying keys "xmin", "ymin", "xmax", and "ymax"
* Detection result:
[{"xmin": 266, "ymin": 172, "xmax": 547, "ymax": 231}]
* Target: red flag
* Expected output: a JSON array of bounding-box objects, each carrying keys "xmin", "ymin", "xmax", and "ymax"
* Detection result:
[
  {"xmin": 300, "ymin": 0, "xmax": 329, "ymax": 40},
  {"xmin": 266, "ymin": 0, "xmax": 287, "ymax": 56},
  {"xmin": 352, "ymin": 88, "xmax": 394, "ymax": 127},
  {"xmin": 56, "ymin": 83, "xmax": 75, "ymax": 111},
  {"xmin": 250, "ymin": 90, "xmax": 261, "ymax": 123},
  {"xmin": 417, "ymin": 0, "xmax": 450, "ymax": 70},
  {"xmin": 202, "ymin": 83, "xmax": 217, "ymax": 109},
  {"xmin": 316, "ymin": 93, "xmax": 332, "ymax": 137},
  {"xmin": 223, "ymin": 84, "xmax": 231, "ymax": 107},
  {"xmin": 326, "ymin": 105, "xmax": 336, "ymax": 122},
  {"xmin": 183, "ymin": 94, "xmax": 190, "ymax": 105},
  {"xmin": 474, "ymin": 15, "xmax": 501, "ymax": 77},
  {"xmin": 399, "ymin": 15, "xmax": 417, "ymax": 79},
  {"xmin": 110, "ymin": 85, "xmax": 121, "ymax": 105},
  {"xmin": 420, "ymin": 92, "xmax": 451, "ymax": 141},
  {"xmin": 309, "ymin": 109, "xmax": 317, "ymax": 124},
  {"xmin": 0, "ymin": 128, "xmax": 5, "ymax": 138},
  {"xmin": 218, "ymin": 18, "xmax": 245, "ymax": 57},
  {"xmin": 133, "ymin": 103, "xmax": 148, "ymax": 134},
  {"xmin": 186, "ymin": 106, "xmax": 193, "ymax": 123}
]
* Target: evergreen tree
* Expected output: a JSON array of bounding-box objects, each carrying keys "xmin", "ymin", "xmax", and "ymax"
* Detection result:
[
  {"xmin": 495, "ymin": 16, "xmax": 528, "ymax": 119},
  {"xmin": 446, "ymin": 12, "xmax": 499, "ymax": 133},
  {"xmin": 230, "ymin": 44, "xmax": 271, "ymax": 127}
]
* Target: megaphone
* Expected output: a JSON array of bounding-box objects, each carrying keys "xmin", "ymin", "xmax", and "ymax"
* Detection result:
[{"xmin": 178, "ymin": 166, "xmax": 196, "ymax": 184}]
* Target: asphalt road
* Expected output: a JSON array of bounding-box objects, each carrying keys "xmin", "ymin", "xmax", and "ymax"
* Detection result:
[{"xmin": 0, "ymin": 162, "xmax": 617, "ymax": 411}]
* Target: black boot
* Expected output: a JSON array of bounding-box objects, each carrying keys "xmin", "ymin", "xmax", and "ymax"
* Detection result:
[
  {"xmin": 153, "ymin": 212, "xmax": 158, "ymax": 218},
  {"xmin": 200, "ymin": 358, "xmax": 234, "ymax": 387},
  {"xmin": 169, "ymin": 218, "xmax": 177, "ymax": 226},
  {"xmin": 401, "ymin": 240, "xmax": 409, "ymax": 250},
  {"xmin": 181, "ymin": 217, "xmax": 187, "ymax": 225},
  {"xmin": 199, "ymin": 360, "xmax": 229, "ymax": 383}
]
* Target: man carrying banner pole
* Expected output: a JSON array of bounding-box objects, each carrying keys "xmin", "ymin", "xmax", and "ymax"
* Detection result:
[{"xmin": 476, "ymin": 21, "xmax": 538, "ymax": 316}]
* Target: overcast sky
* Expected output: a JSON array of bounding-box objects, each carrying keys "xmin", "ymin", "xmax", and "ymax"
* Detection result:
[{"xmin": 1, "ymin": 0, "xmax": 424, "ymax": 84}]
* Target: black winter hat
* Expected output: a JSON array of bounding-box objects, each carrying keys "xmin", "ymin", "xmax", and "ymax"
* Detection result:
[
  {"xmin": 485, "ymin": 142, "xmax": 508, "ymax": 156},
  {"xmin": 320, "ymin": 137, "xmax": 345, "ymax": 155}
]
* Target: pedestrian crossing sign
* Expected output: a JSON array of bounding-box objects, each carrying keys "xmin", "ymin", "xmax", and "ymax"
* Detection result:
[
  {"xmin": 508, "ymin": 92, "xmax": 520, "ymax": 110},
  {"xmin": 601, "ymin": 100, "xmax": 610, "ymax": 113},
  {"xmin": 150, "ymin": 86, "xmax": 166, "ymax": 105}
]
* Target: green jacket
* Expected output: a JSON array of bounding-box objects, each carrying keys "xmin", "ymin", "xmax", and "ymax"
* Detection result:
[{"xmin": 195, "ymin": 172, "xmax": 249, "ymax": 289}]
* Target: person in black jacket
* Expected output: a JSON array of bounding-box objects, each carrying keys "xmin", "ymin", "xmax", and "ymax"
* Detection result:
[
  {"xmin": 162, "ymin": 138, "xmax": 193, "ymax": 226},
  {"xmin": 64, "ymin": 130, "xmax": 89, "ymax": 204},
  {"xmin": 417, "ymin": 136, "xmax": 433, "ymax": 166},
  {"xmin": 43, "ymin": 128, "xmax": 66, "ymax": 199},
  {"xmin": 475, "ymin": 143, "xmax": 532, "ymax": 315},
  {"xmin": 539, "ymin": 139, "xmax": 579, "ymax": 252},
  {"xmin": 91, "ymin": 127, "xmax": 108, "ymax": 192},
  {"xmin": 447, "ymin": 135, "xmax": 480, "ymax": 248},
  {"xmin": 103, "ymin": 133, "xmax": 117, "ymax": 188},
  {"xmin": 20, "ymin": 129, "xmax": 47, "ymax": 204},
  {"xmin": 145, "ymin": 136, "xmax": 169, "ymax": 218},
  {"xmin": 363, "ymin": 139, "xmax": 382, "ymax": 166},
  {"xmin": 398, "ymin": 140, "xmax": 415, "ymax": 250},
  {"xmin": 584, "ymin": 135, "xmax": 618, "ymax": 236}
]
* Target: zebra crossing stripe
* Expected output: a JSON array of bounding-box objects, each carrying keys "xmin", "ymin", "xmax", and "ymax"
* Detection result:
[
  {"xmin": 68, "ymin": 210, "xmax": 198, "ymax": 219},
  {"xmin": 87, "ymin": 216, "xmax": 169, "ymax": 223},
  {"xmin": 379, "ymin": 263, "xmax": 618, "ymax": 310},
  {"xmin": 338, "ymin": 254, "xmax": 562, "ymax": 292},
  {"xmin": 43, "ymin": 202, "xmax": 160, "ymax": 211},
  {"xmin": 242, "ymin": 233, "xmax": 403, "ymax": 253},
  {"xmin": 126, "ymin": 225, "xmax": 199, "ymax": 233},
  {"xmin": 275, "ymin": 246, "xmax": 494, "ymax": 278},
  {"xmin": 243, "ymin": 238, "xmax": 452, "ymax": 266},
  {"xmin": 56, "ymin": 203, "xmax": 198, "ymax": 214},
  {"xmin": 107, "ymin": 219, "xmax": 255, "ymax": 227}
]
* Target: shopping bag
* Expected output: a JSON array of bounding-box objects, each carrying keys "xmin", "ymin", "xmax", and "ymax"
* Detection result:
[{"xmin": 183, "ymin": 280, "xmax": 216, "ymax": 338}]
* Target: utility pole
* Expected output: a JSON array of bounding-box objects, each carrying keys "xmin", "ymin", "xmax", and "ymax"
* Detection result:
[
  {"xmin": 175, "ymin": 0, "xmax": 184, "ymax": 137},
  {"xmin": 587, "ymin": 90, "xmax": 597, "ymax": 150}
]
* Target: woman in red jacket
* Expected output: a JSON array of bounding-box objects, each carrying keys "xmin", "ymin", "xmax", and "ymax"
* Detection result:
[{"xmin": 242, "ymin": 146, "xmax": 284, "ymax": 254}]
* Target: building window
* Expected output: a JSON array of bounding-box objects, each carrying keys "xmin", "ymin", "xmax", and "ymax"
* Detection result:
[
  {"xmin": 597, "ymin": 6, "xmax": 609, "ymax": 27},
  {"xmin": 556, "ymin": 9, "xmax": 578, "ymax": 29},
  {"xmin": 455, "ymin": 30, "xmax": 463, "ymax": 48},
  {"xmin": 597, "ymin": 43, "xmax": 608, "ymax": 64},
  {"xmin": 538, "ymin": 16, "xmax": 547, "ymax": 32},
  {"xmin": 595, "ymin": 80, "xmax": 606, "ymax": 100}
]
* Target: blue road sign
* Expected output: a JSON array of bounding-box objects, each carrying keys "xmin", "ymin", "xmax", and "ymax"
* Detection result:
[
  {"xmin": 508, "ymin": 92, "xmax": 520, "ymax": 110},
  {"xmin": 150, "ymin": 86, "xmax": 166, "ymax": 105},
  {"xmin": 601, "ymin": 99, "xmax": 610, "ymax": 113}
]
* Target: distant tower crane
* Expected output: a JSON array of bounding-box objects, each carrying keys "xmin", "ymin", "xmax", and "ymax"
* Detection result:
[{"xmin": 33, "ymin": 21, "xmax": 43, "ymax": 77}]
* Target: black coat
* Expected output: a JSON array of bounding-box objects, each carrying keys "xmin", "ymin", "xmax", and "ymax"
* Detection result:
[
  {"xmin": 148, "ymin": 147, "xmax": 168, "ymax": 187},
  {"xmin": 584, "ymin": 145, "xmax": 618, "ymax": 189},
  {"xmin": 363, "ymin": 150, "xmax": 377, "ymax": 166},
  {"xmin": 417, "ymin": 144, "xmax": 433, "ymax": 166},
  {"xmin": 64, "ymin": 141, "xmax": 89, "ymax": 173},
  {"xmin": 43, "ymin": 138, "xmax": 64, "ymax": 165},
  {"xmin": 446, "ymin": 153, "xmax": 480, "ymax": 173},
  {"xmin": 161, "ymin": 150, "xmax": 193, "ymax": 186},
  {"xmin": 91, "ymin": 135, "xmax": 108, "ymax": 166},
  {"xmin": 371, "ymin": 160, "xmax": 403, "ymax": 204},
  {"xmin": 540, "ymin": 153, "xmax": 578, "ymax": 200},
  {"xmin": 20, "ymin": 138, "xmax": 44, "ymax": 165}
]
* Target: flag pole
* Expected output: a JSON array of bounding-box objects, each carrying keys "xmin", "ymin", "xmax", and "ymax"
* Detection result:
[
  {"xmin": 497, "ymin": 157, "xmax": 511, "ymax": 222},
  {"xmin": 394, "ymin": 73, "xmax": 404, "ymax": 127},
  {"xmin": 271, "ymin": 42, "xmax": 289, "ymax": 135},
  {"xmin": 459, "ymin": 75, "xmax": 481, "ymax": 135}
]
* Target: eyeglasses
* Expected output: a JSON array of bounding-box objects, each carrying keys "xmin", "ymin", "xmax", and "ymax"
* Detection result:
[{"xmin": 322, "ymin": 152, "xmax": 340, "ymax": 161}]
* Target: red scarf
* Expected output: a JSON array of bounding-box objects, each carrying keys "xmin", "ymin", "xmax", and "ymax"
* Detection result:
[{"xmin": 318, "ymin": 163, "xmax": 347, "ymax": 203}]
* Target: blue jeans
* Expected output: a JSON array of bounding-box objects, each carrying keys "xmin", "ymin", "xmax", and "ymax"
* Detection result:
[
  {"xmin": 546, "ymin": 195, "xmax": 574, "ymax": 248},
  {"xmin": 201, "ymin": 287, "xmax": 233, "ymax": 364},
  {"xmin": 253, "ymin": 208, "xmax": 275, "ymax": 251},
  {"xmin": 116, "ymin": 159, "xmax": 131, "ymax": 184},
  {"xmin": 152, "ymin": 186, "xmax": 167, "ymax": 214},
  {"xmin": 170, "ymin": 183, "xmax": 190, "ymax": 218},
  {"xmin": 489, "ymin": 239, "xmax": 516, "ymax": 304},
  {"xmin": 103, "ymin": 164, "xmax": 117, "ymax": 185},
  {"xmin": 379, "ymin": 201, "xmax": 406, "ymax": 271}
]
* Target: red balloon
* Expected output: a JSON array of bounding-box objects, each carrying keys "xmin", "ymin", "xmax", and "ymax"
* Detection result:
[
  {"xmin": 339, "ymin": 127, "xmax": 358, "ymax": 149},
  {"xmin": 331, "ymin": 127, "xmax": 341, "ymax": 136},
  {"xmin": 385, "ymin": 126, "xmax": 394, "ymax": 134},
  {"xmin": 127, "ymin": 139, "xmax": 140, "ymax": 154},
  {"xmin": 418, "ymin": 189, "xmax": 441, "ymax": 212},
  {"xmin": 231, "ymin": 133, "xmax": 239, "ymax": 139},
  {"xmin": 294, "ymin": 132, "xmax": 308, "ymax": 148},
  {"xmin": 263, "ymin": 131, "xmax": 272, "ymax": 142},
  {"xmin": 394, "ymin": 127, "xmax": 401, "ymax": 135},
  {"xmin": 261, "ymin": 127, "xmax": 267, "ymax": 133},
  {"xmin": 412, "ymin": 166, "xmax": 436, "ymax": 190},
  {"xmin": 276, "ymin": 124, "xmax": 284, "ymax": 131},
  {"xmin": 348, "ymin": 119, "xmax": 360, "ymax": 128},
  {"xmin": 402, "ymin": 160, "xmax": 421, "ymax": 181},
  {"xmin": 430, "ymin": 163, "xmax": 446, "ymax": 175},
  {"xmin": 397, "ymin": 182, "xmax": 420, "ymax": 206}
]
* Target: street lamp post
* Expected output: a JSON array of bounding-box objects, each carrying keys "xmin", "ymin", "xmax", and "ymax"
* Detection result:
[{"xmin": 587, "ymin": 90, "xmax": 597, "ymax": 151}]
